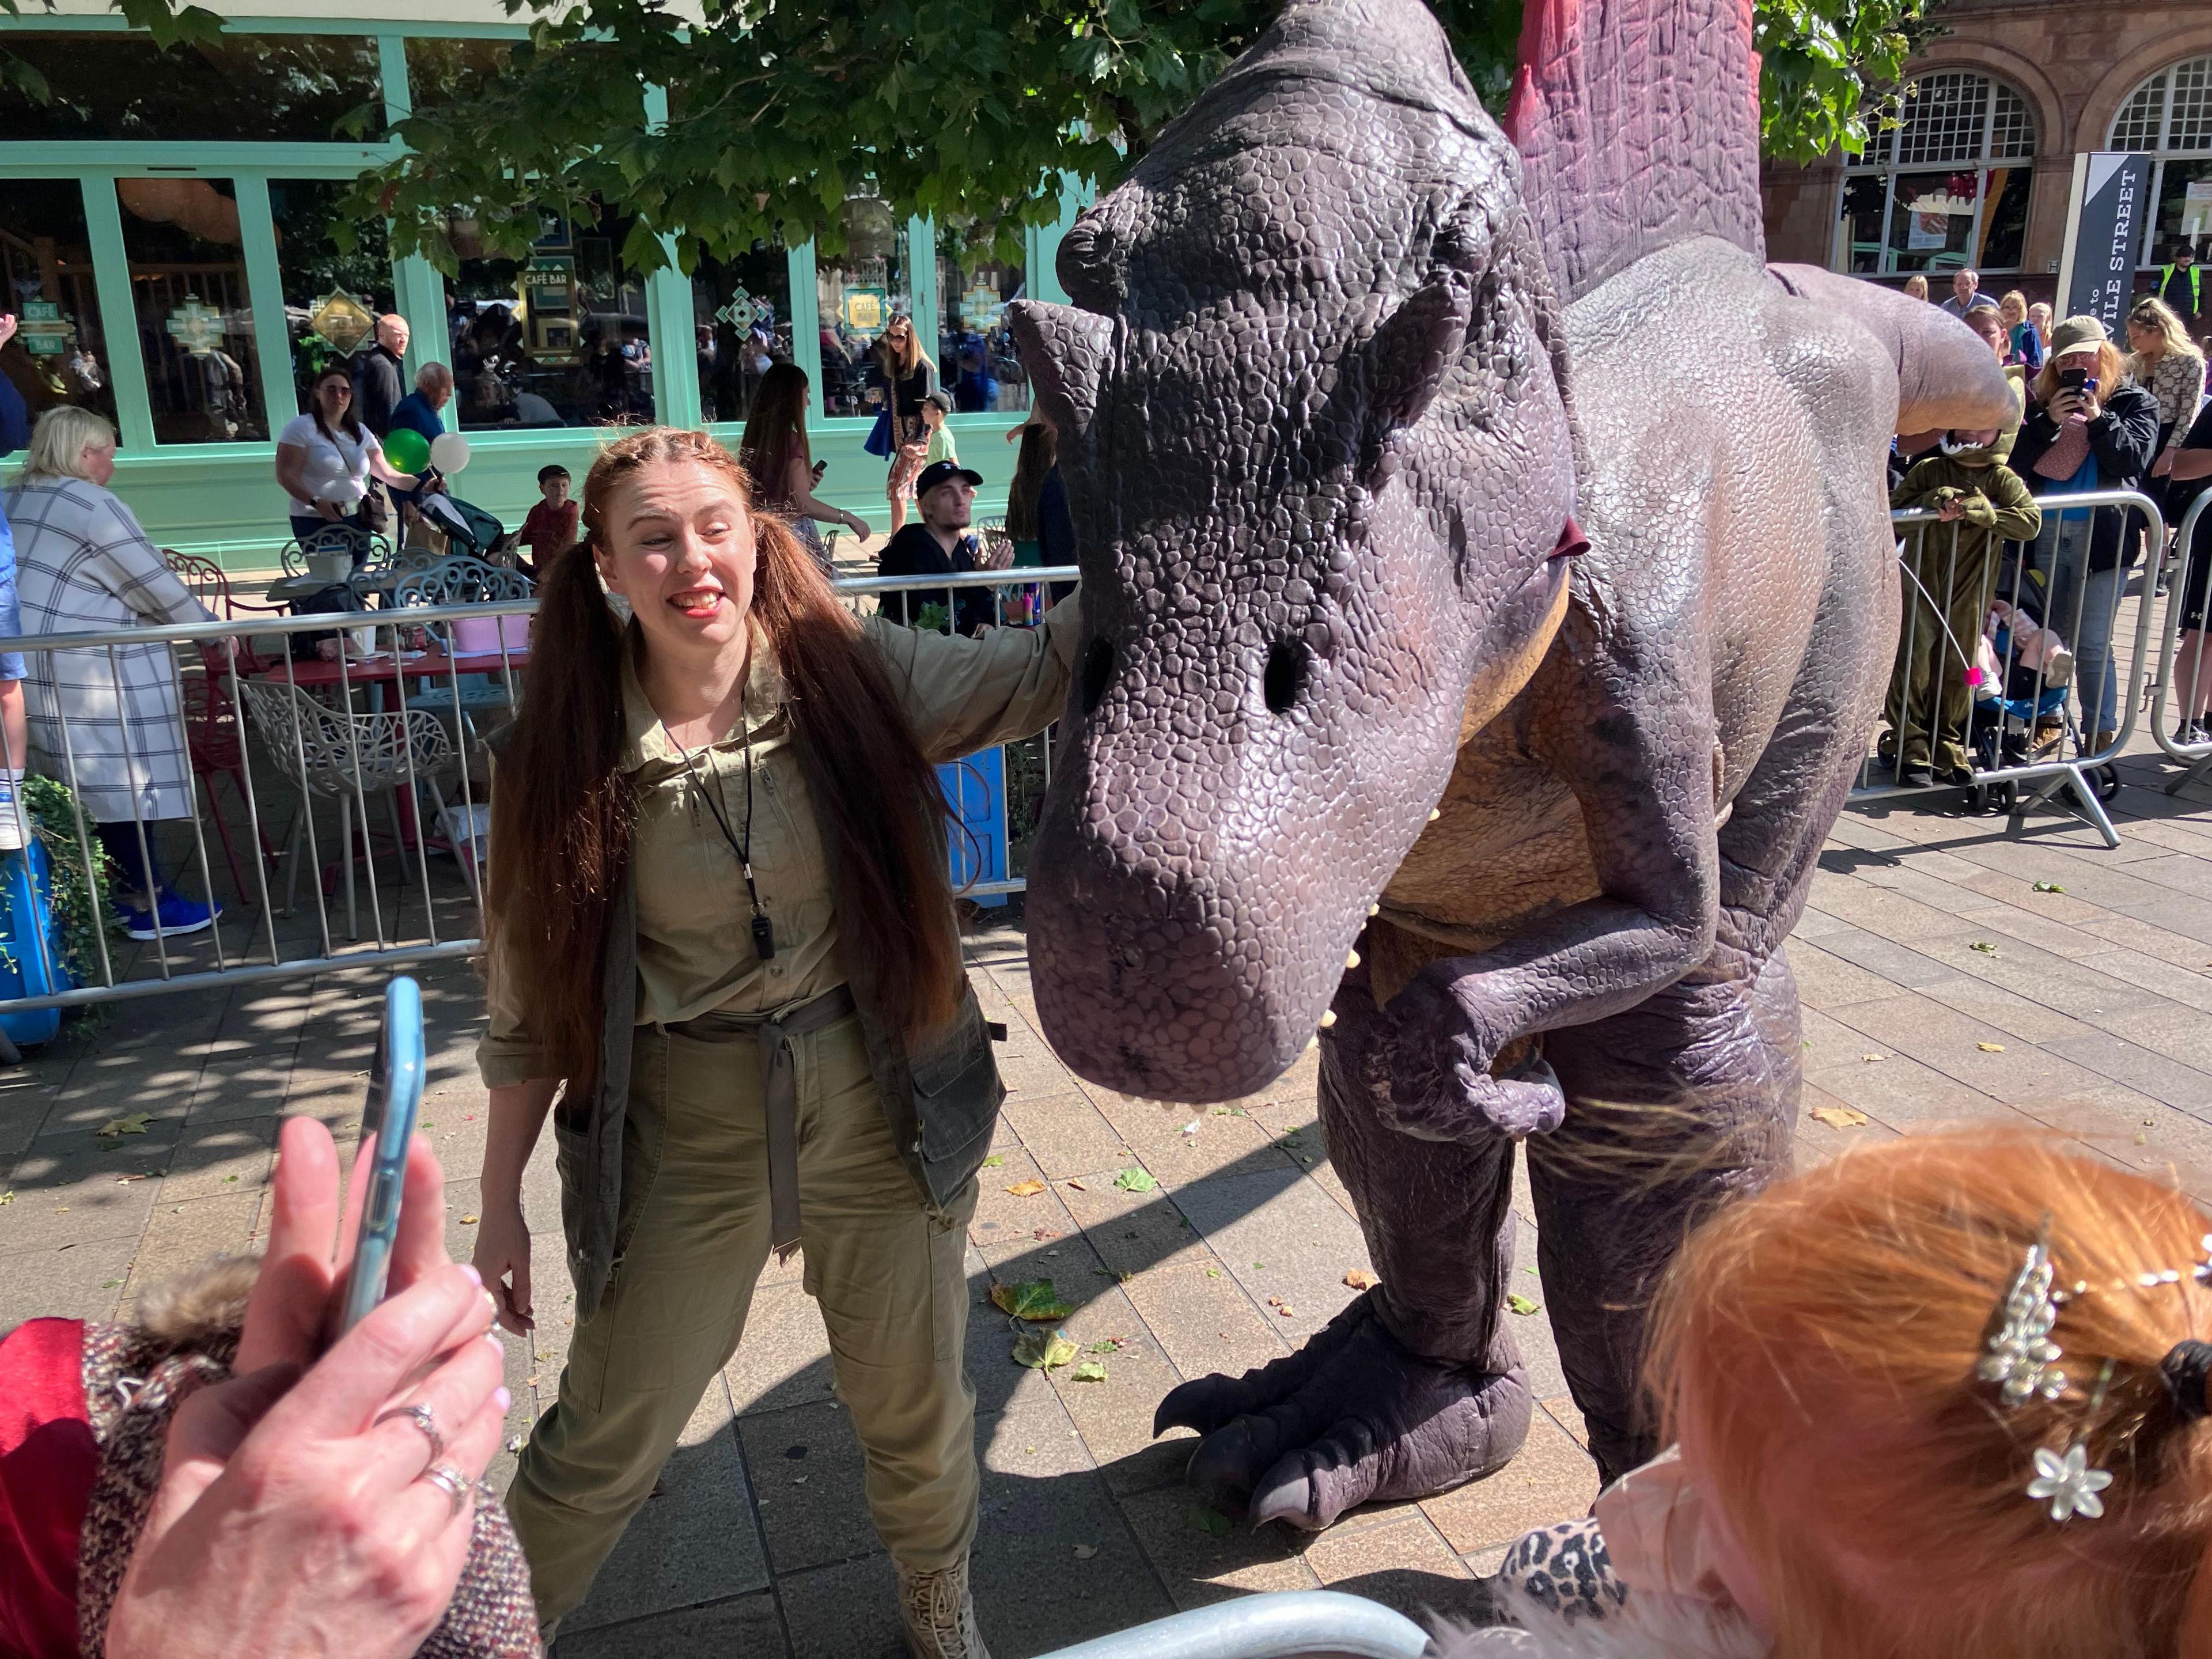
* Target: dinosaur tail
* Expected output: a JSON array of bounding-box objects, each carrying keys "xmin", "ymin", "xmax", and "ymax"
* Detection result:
[{"xmin": 1506, "ymin": 0, "xmax": 1767, "ymax": 304}]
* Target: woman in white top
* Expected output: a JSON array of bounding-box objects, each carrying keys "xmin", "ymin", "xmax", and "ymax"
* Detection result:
[{"xmin": 274, "ymin": 366, "xmax": 423, "ymax": 562}]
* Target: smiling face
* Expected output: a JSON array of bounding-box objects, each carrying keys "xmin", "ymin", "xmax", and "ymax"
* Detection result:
[{"xmin": 590, "ymin": 459, "xmax": 757, "ymax": 671}]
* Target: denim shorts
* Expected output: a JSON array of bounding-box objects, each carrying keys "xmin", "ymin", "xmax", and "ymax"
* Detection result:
[{"xmin": 0, "ymin": 562, "xmax": 24, "ymax": 682}]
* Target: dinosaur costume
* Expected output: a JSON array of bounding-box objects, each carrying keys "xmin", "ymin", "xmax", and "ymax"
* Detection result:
[{"xmin": 1009, "ymin": 0, "xmax": 2012, "ymax": 1525}]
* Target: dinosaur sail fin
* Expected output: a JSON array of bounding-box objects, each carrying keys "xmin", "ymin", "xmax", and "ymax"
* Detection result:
[{"xmin": 1506, "ymin": 0, "xmax": 1767, "ymax": 302}]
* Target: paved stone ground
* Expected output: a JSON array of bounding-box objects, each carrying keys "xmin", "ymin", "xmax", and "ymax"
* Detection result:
[{"xmin": 5, "ymin": 737, "xmax": 2211, "ymax": 1657}]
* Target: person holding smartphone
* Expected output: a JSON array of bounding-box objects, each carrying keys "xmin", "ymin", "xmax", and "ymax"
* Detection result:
[
  {"xmin": 736, "ymin": 362, "xmax": 868, "ymax": 574},
  {"xmin": 472, "ymin": 426, "xmax": 1078, "ymax": 1659},
  {"xmin": 2005, "ymin": 315, "xmax": 2160, "ymax": 759}
]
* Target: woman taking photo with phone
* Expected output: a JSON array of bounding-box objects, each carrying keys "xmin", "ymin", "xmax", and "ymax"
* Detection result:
[
  {"xmin": 737, "ymin": 361, "xmax": 870, "ymax": 573},
  {"xmin": 472, "ymin": 427, "xmax": 1077, "ymax": 1659}
]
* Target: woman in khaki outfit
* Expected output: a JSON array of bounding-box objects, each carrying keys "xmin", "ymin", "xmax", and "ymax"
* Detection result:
[{"xmin": 472, "ymin": 427, "xmax": 1078, "ymax": 1657}]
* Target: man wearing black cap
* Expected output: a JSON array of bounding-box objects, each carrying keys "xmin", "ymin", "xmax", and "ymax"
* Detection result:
[{"xmin": 879, "ymin": 457, "xmax": 994, "ymax": 634}]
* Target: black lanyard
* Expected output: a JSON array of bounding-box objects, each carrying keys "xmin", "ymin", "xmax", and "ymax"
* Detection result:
[{"xmin": 665, "ymin": 721, "xmax": 776, "ymax": 962}]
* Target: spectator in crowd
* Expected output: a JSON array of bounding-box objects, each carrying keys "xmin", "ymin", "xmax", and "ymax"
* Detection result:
[
  {"xmin": 1960, "ymin": 302, "xmax": 2029, "ymax": 435},
  {"xmin": 474, "ymin": 427, "xmax": 1080, "ymax": 1659},
  {"xmin": 388, "ymin": 361, "xmax": 452, "ymax": 449},
  {"xmin": 2027, "ymin": 301, "xmax": 2054, "ymax": 354},
  {"xmin": 0, "ymin": 1116, "xmax": 530, "ymax": 1659},
  {"xmin": 879, "ymin": 458, "xmax": 990, "ymax": 632},
  {"xmin": 0, "ymin": 316, "xmax": 33, "ymax": 851},
  {"xmin": 352, "ymin": 313, "xmax": 410, "ymax": 438},
  {"xmin": 1883, "ymin": 424, "xmax": 2040, "ymax": 786},
  {"xmin": 1940, "ymin": 267, "xmax": 1982, "ymax": 318},
  {"xmin": 1003, "ymin": 418, "xmax": 1055, "ymax": 567},
  {"xmin": 2162, "ymin": 388, "xmax": 2212, "ymax": 744},
  {"xmin": 736, "ymin": 362, "xmax": 869, "ymax": 575},
  {"xmin": 1473, "ymin": 1132, "xmax": 2212, "ymax": 1657},
  {"xmin": 3, "ymin": 405, "xmax": 220, "ymax": 939},
  {"xmin": 514, "ymin": 465, "xmax": 579, "ymax": 580},
  {"xmin": 922, "ymin": 390, "xmax": 959, "ymax": 468},
  {"xmin": 866, "ymin": 313, "xmax": 938, "ymax": 534},
  {"xmin": 1902, "ymin": 274, "xmax": 1929, "ymax": 302},
  {"xmin": 2007, "ymin": 315, "xmax": 2160, "ymax": 756},
  {"xmin": 2125, "ymin": 297, "xmax": 2205, "ymax": 490},
  {"xmin": 1999, "ymin": 289, "xmax": 2044, "ymax": 372},
  {"xmin": 2154, "ymin": 242, "xmax": 2204, "ymax": 340},
  {"xmin": 274, "ymin": 368, "xmax": 426, "ymax": 565}
]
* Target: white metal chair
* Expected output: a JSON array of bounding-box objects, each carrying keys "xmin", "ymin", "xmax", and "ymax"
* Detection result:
[
  {"xmin": 388, "ymin": 556, "xmax": 535, "ymax": 730},
  {"xmin": 239, "ymin": 679, "xmax": 460, "ymax": 940}
]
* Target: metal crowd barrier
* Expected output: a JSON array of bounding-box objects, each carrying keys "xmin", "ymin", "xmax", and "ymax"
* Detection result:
[
  {"xmin": 1034, "ymin": 1590, "xmax": 1429, "ymax": 1659},
  {"xmin": 2149, "ymin": 487, "xmax": 2212, "ymax": 796},
  {"xmin": 0, "ymin": 564, "xmax": 1077, "ymax": 1016},
  {"xmin": 1854, "ymin": 487, "xmax": 2186, "ymax": 849}
]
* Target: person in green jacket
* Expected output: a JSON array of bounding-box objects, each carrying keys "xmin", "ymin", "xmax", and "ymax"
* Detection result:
[{"xmin": 1883, "ymin": 430, "xmax": 2042, "ymax": 786}]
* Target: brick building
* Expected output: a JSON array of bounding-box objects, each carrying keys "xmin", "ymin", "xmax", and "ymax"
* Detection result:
[{"xmin": 1763, "ymin": 1, "xmax": 2212, "ymax": 314}]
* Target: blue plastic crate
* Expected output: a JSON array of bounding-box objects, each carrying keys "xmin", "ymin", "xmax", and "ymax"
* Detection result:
[
  {"xmin": 0, "ymin": 837, "xmax": 71, "ymax": 1047},
  {"xmin": 938, "ymin": 748, "xmax": 1008, "ymax": 908}
]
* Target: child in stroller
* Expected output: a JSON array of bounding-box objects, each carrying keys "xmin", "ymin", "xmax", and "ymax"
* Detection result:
[{"xmin": 1967, "ymin": 578, "xmax": 2118, "ymax": 802}]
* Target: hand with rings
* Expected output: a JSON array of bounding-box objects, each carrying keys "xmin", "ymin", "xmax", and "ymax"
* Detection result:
[{"xmin": 105, "ymin": 1118, "xmax": 513, "ymax": 1659}]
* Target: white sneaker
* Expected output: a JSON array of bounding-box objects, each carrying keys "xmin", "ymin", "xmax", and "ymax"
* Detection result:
[{"xmin": 0, "ymin": 778, "xmax": 25, "ymax": 851}]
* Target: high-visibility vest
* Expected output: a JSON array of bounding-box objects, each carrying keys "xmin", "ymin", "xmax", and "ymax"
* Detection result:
[{"xmin": 2161, "ymin": 264, "xmax": 2203, "ymax": 314}]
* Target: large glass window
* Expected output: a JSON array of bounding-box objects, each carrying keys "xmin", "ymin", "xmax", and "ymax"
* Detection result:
[
  {"xmin": 2108, "ymin": 56, "xmax": 2212, "ymax": 265},
  {"xmin": 814, "ymin": 194, "xmax": 908, "ymax": 419},
  {"xmin": 1837, "ymin": 71, "xmax": 2037, "ymax": 276},
  {"xmin": 0, "ymin": 32, "xmax": 382, "ymax": 143},
  {"xmin": 445, "ymin": 208, "xmax": 654, "ymax": 430},
  {"xmin": 0, "ymin": 180, "xmax": 118, "ymax": 431},
  {"xmin": 268, "ymin": 179, "xmax": 395, "ymax": 417},
  {"xmin": 116, "ymin": 177, "xmax": 266, "ymax": 445},
  {"xmin": 400, "ymin": 37, "xmax": 509, "ymax": 117},
  {"xmin": 936, "ymin": 237, "xmax": 1029, "ymax": 414},
  {"xmin": 692, "ymin": 243, "xmax": 792, "ymax": 425}
]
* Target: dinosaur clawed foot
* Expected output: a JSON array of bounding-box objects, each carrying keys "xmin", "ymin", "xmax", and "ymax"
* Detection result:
[{"xmin": 1152, "ymin": 1292, "xmax": 1532, "ymax": 1531}]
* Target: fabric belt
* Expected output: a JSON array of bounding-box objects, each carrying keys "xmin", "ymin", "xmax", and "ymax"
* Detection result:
[{"xmin": 667, "ymin": 983, "xmax": 858, "ymax": 1262}]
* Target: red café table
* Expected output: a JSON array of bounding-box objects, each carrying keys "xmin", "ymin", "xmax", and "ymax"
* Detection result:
[{"xmin": 249, "ymin": 647, "xmax": 528, "ymax": 851}]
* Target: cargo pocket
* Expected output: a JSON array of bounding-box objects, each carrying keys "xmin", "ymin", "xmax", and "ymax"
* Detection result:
[{"xmin": 909, "ymin": 984, "xmax": 1005, "ymax": 1211}]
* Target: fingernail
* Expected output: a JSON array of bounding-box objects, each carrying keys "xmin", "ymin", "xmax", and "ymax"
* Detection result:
[
  {"xmin": 461, "ymin": 1264, "xmax": 482, "ymax": 1287},
  {"xmin": 483, "ymin": 1291, "xmax": 501, "ymax": 1321},
  {"xmin": 495, "ymin": 1386, "xmax": 512, "ymax": 1412}
]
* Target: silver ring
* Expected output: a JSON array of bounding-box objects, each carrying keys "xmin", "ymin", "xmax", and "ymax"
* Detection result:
[
  {"xmin": 374, "ymin": 1403, "xmax": 444, "ymax": 1472},
  {"xmin": 419, "ymin": 1461, "xmax": 470, "ymax": 1520}
]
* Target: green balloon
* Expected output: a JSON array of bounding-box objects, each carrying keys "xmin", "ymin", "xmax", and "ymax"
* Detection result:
[{"xmin": 384, "ymin": 427, "xmax": 430, "ymax": 472}]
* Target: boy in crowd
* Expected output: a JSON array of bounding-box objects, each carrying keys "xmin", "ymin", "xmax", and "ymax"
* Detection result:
[
  {"xmin": 921, "ymin": 391, "xmax": 959, "ymax": 469},
  {"xmin": 516, "ymin": 464, "xmax": 577, "ymax": 578},
  {"xmin": 1883, "ymin": 428, "xmax": 2041, "ymax": 787}
]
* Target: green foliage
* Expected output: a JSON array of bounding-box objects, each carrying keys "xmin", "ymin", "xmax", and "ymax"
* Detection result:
[
  {"xmin": 34, "ymin": 0, "xmax": 1931, "ymax": 269},
  {"xmin": 22, "ymin": 776, "xmax": 122, "ymax": 990}
]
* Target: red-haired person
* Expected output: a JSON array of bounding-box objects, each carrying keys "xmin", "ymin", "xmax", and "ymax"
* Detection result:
[
  {"xmin": 1452, "ymin": 1131, "xmax": 2212, "ymax": 1657},
  {"xmin": 471, "ymin": 428, "xmax": 1078, "ymax": 1658}
]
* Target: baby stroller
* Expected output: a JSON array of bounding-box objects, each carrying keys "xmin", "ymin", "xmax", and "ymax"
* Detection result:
[
  {"xmin": 416, "ymin": 491, "xmax": 510, "ymax": 560},
  {"xmin": 1965, "ymin": 585, "xmax": 2115, "ymax": 810}
]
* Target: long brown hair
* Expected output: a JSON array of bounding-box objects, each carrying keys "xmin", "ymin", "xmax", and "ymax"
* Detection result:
[
  {"xmin": 1645, "ymin": 1132, "xmax": 2212, "ymax": 1658},
  {"xmin": 872, "ymin": 313, "xmax": 933, "ymax": 382},
  {"xmin": 487, "ymin": 428, "xmax": 960, "ymax": 1096},
  {"xmin": 1005, "ymin": 421, "xmax": 1057, "ymax": 542},
  {"xmin": 737, "ymin": 362, "xmax": 811, "ymax": 512}
]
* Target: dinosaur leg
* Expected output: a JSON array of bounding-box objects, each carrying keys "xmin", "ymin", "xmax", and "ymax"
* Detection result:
[
  {"xmin": 1529, "ymin": 952, "xmax": 1800, "ymax": 1483},
  {"xmin": 1152, "ymin": 966, "xmax": 1532, "ymax": 1531}
]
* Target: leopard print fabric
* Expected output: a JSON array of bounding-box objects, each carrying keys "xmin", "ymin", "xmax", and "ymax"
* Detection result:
[{"xmin": 1499, "ymin": 1516, "xmax": 1630, "ymax": 1628}]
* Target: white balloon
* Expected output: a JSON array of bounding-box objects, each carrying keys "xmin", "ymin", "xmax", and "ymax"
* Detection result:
[{"xmin": 429, "ymin": 432, "xmax": 472, "ymax": 474}]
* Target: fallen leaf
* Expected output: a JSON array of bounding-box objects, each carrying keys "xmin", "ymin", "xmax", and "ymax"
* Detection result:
[
  {"xmin": 505, "ymin": 1435, "xmax": 525, "ymax": 1453},
  {"xmin": 96, "ymin": 1112, "xmax": 153, "ymax": 1138},
  {"xmin": 1276, "ymin": 1304, "xmax": 1296, "ymax": 1317},
  {"xmin": 1087, "ymin": 1337, "xmax": 1126, "ymax": 1354},
  {"xmin": 1066, "ymin": 1179, "xmax": 1087, "ymax": 1191},
  {"xmin": 1004, "ymin": 1179, "xmax": 1046, "ymax": 1198},
  {"xmin": 1344, "ymin": 1269, "xmax": 1378, "ymax": 1290},
  {"xmin": 1180, "ymin": 1119, "xmax": 1200, "ymax": 1136},
  {"xmin": 2032, "ymin": 880, "xmax": 2066, "ymax": 893},
  {"xmin": 1113, "ymin": 1167, "xmax": 1157, "ymax": 1193},
  {"xmin": 982, "ymin": 1154, "xmax": 1005, "ymax": 1168},
  {"xmin": 0, "ymin": 1192, "xmax": 12, "ymax": 1205},
  {"xmin": 1969, "ymin": 941, "xmax": 1999, "ymax": 956},
  {"xmin": 1861, "ymin": 1052, "xmax": 1886, "ymax": 1063},
  {"xmin": 1012, "ymin": 1327, "xmax": 1080, "ymax": 1371},
  {"xmin": 990, "ymin": 1279, "xmax": 1073, "ymax": 1321},
  {"xmin": 525, "ymin": 1374, "xmax": 540, "ymax": 1387},
  {"xmin": 102, "ymin": 1279, "xmax": 123, "ymax": 1289},
  {"xmin": 1508, "ymin": 1293, "xmax": 1542, "ymax": 1316},
  {"xmin": 460, "ymin": 1213, "xmax": 480, "ymax": 1224},
  {"xmin": 1976, "ymin": 1042, "xmax": 2005, "ymax": 1054},
  {"xmin": 224, "ymin": 1174, "xmax": 238, "ymax": 1183},
  {"xmin": 1205, "ymin": 1267, "xmax": 1221, "ymax": 1279},
  {"xmin": 1032, "ymin": 1229, "xmax": 1061, "ymax": 1241},
  {"xmin": 1070, "ymin": 1359, "xmax": 1109, "ymax": 1382},
  {"xmin": 1190, "ymin": 1506, "xmax": 1233, "ymax": 1537},
  {"xmin": 1809, "ymin": 1104, "xmax": 1870, "ymax": 1128},
  {"xmin": 1073, "ymin": 1544, "xmax": 1099, "ymax": 1560}
]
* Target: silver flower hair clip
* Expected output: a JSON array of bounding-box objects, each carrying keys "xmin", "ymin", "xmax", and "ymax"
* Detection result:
[{"xmin": 1982, "ymin": 1239, "xmax": 2067, "ymax": 1406}]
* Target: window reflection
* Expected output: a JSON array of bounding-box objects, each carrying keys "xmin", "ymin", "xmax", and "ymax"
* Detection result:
[
  {"xmin": 815, "ymin": 195, "xmax": 907, "ymax": 419},
  {"xmin": 692, "ymin": 242, "xmax": 793, "ymax": 425},
  {"xmin": 0, "ymin": 32, "xmax": 381, "ymax": 143},
  {"xmin": 0, "ymin": 179, "xmax": 118, "ymax": 431},
  {"xmin": 936, "ymin": 243, "xmax": 1029, "ymax": 413},
  {"xmin": 116, "ymin": 177, "xmax": 266, "ymax": 445},
  {"xmin": 268, "ymin": 179, "xmax": 393, "ymax": 416}
]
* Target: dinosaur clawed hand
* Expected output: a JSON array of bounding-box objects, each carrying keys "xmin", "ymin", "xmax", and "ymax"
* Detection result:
[
  {"xmin": 1152, "ymin": 1293, "xmax": 1533, "ymax": 1531},
  {"xmin": 1380, "ymin": 971, "xmax": 1567, "ymax": 1141}
]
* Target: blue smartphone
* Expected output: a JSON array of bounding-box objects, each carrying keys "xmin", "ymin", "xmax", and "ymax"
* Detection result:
[{"xmin": 338, "ymin": 975, "xmax": 427, "ymax": 1334}]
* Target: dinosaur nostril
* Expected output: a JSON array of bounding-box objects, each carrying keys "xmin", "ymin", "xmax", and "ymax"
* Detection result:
[
  {"xmin": 1080, "ymin": 638, "xmax": 1114, "ymax": 714},
  {"xmin": 1262, "ymin": 638, "xmax": 1309, "ymax": 714}
]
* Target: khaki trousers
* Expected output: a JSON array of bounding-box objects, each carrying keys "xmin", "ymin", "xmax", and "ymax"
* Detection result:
[{"xmin": 506, "ymin": 1013, "xmax": 980, "ymax": 1625}]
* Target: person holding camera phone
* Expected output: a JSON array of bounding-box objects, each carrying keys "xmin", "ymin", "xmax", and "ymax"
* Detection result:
[
  {"xmin": 737, "ymin": 362, "xmax": 869, "ymax": 574},
  {"xmin": 2004, "ymin": 314, "xmax": 2160, "ymax": 760}
]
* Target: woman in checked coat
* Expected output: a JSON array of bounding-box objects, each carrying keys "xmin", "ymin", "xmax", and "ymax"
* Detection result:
[{"xmin": 3, "ymin": 405, "xmax": 220, "ymax": 939}]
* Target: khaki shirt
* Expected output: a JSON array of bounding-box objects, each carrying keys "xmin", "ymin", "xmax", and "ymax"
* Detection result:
[{"xmin": 479, "ymin": 599, "xmax": 1082, "ymax": 1086}]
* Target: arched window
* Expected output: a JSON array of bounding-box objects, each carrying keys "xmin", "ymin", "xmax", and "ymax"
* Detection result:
[
  {"xmin": 2108, "ymin": 56, "xmax": 2212, "ymax": 266},
  {"xmin": 1836, "ymin": 71, "xmax": 2037, "ymax": 276}
]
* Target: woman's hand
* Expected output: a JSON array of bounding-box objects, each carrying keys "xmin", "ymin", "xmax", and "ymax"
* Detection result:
[
  {"xmin": 473, "ymin": 1195, "xmax": 535, "ymax": 1335},
  {"xmin": 2154, "ymin": 449, "xmax": 2177, "ymax": 479},
  {"xmin": 843, "ymin": 511, "xmax": 871, "ymax": 539},
  {"xmin": 314, "ymin": 498, "xmax": 344, "ymax": 522},
  {"xmin": 2046, "ymin": 389, "xmax": 2082, "ymax": 423},
  {"xmin": 2079, "ymin": 387, "xmax": 2104, "ymax": 423}
]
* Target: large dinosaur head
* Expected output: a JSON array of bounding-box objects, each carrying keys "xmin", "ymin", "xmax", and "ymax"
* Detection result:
[{"xmin": 1012, "ymin": 0, "xmax": 1581, "ymax": 1101}]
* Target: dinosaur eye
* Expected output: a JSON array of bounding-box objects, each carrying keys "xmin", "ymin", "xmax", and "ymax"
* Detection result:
[
  {"xmin": 1080, "ymin": 637, "xmax": 1115, "ymax": 714},
  {"xmin": 1262, "ymin": 638, "xmax": 1310, "ymax": 715}
]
